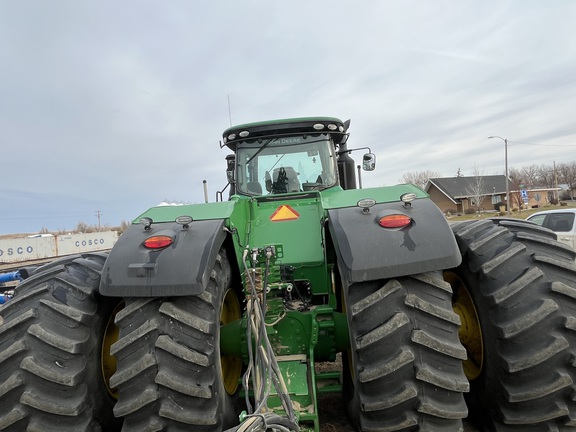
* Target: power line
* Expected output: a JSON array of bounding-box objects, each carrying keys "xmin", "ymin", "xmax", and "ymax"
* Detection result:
[
  {"xmin": 509, "ymin": 140, "xmax": 576, "ymax": 147},
  {"xmin": 0, "ymin": 214, "xmax": 95, "ymax": 221}
]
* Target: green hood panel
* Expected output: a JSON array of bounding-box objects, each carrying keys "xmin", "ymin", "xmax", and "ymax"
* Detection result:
[
  {"xmin": 320, "ymin": 184, "xmax": 427, "ymax": 209},
  {"xmin": 133, "ymin": 183, "xmax": 426, "ymax": 226},
  {"xmin": 133, "ymin": 200, "xmax": 237, "ymax": 224},
  {"xmin": 248, "ymin": 195, "xmax": 325, "ymax": 264}
]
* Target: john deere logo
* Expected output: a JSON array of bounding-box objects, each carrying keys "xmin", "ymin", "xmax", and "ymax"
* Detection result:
[{"xmin": 270, "ymin": 205, "xmax": 300, "ymax": 222}]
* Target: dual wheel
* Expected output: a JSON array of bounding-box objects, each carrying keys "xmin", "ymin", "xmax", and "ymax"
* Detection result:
[
  {"xmin": 342, "ymin": 218, "xmax": 576, "ymax": 431},
  {"xmin": 0, "ymin": 249, "xmax": 242, "ymax": 432},
  {"xmin": 2, "ymin": 220, "xmax": 576, "ymax": 431},
  {"xmin": 447, "ymin": 219, "xmax": 576, "ymax": 431}
]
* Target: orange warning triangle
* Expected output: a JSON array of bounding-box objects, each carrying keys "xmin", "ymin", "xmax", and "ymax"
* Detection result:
[{"xmin": 270, "ymin": 205, "xmax": 300, "ymax": 222}]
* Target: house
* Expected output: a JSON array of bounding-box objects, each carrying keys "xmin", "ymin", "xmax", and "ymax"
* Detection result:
[
  {"xmin": 424, "ymin": 175, "xmax": 558, "ymax": 214},
  {"xmin": 425, "ymin": 175, "xmax": 510, "ymax": 214}
]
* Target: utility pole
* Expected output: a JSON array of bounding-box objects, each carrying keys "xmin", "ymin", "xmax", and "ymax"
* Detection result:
[
  {"xmin": 95, "ymin": 210, "xmax": 102, "ymax": 231},
  {"xmin": 554, "ymin": 160, "xmax": 559, "ymax": 202},
  {"xmin": 488, "ymin": 136, "xmax": 510, "ymax": 215}
]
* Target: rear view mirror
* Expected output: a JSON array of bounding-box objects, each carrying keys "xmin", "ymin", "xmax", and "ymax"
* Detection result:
[
  {"xmin": 226, "ymin": 154, "xmax": 235, "ymax": 183},
  {"xmin": 362, "ymin": 153, "xmax": 376, "ymax": 171}
]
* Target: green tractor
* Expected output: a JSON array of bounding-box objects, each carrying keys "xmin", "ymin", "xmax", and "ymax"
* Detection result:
[{"xmin": 1, "ymin": 117, "xmax": 576, "ymax": 432}]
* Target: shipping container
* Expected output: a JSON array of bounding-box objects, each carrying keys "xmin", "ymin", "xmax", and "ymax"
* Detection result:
[{"xmin": 0, "ymin": 231, "xmax": 118, "ymax": 264}]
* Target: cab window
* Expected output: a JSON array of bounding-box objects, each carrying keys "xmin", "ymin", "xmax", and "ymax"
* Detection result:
[{"xmin": 235, "ymin": 135, "xmax": 337, "ymax": 196}]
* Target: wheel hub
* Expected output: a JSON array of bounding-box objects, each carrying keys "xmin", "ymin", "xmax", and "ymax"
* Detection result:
[
  {"xmin": 101, "ymin": 301, "xmax": 124, "ymax": 399},
  {"xmin": 445, "ymin": 271, "xmax": 484, "ymax": 380},
  {"xmin": 221, "ymin": 289, "xmax": 242, "ymax": 395}
]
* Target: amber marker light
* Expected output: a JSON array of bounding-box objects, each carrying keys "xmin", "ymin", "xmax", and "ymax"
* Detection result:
[
  {"xmin": 143, "ymin": 235, "xmax": 173, "ymax": 249},
  {"xmin": 378, "ymin": 214, "xmax": 412, "ymax": 229}
]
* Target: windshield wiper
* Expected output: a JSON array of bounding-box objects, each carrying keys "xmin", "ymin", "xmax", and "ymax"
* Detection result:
[{"xmin": 245, "ymin": 137, "xmax": 278, "ymax": 166}]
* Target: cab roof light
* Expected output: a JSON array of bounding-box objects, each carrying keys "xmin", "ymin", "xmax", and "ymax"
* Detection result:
[
  {"xmin": 143, "ymin": 235, "xmax": 173, "ymax": 249},
  {"xmin": 378, "ymin": 214, "xmax": 412, "ymax": 229},
  {"xmin": 327, "ymin": 123, "xmax": 337, "ymax": 130},
  {"xmin": 313, "ymin": 123, "xmax": 325, "ymax": 130},
  {"xmin": 239, "ymin": 130, "xmax": 250, "ymax": 138}
]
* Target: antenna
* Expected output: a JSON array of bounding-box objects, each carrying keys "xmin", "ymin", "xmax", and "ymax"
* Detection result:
[{"xmin": 227, "ymin": 94, "xmax": 232, "ymax": 126}]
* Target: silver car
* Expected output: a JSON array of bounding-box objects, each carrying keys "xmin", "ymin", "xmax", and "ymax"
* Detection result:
[{"xmin": 526, "ymin": 208, "xmax": 576, "ymax": 249}]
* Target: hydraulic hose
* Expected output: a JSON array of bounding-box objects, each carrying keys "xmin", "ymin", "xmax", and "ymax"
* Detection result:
[{"xmin": 225, "ymin": 248, "xmax": 299, "ymax": 432}]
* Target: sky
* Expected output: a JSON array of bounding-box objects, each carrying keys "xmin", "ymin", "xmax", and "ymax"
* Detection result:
[{"xmin": 1, "ymin": 1, "xmax": 575, "ymax": 234}]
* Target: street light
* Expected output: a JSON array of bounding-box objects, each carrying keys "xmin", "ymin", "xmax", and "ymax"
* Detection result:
[{"xmin": 488, "ymin": 135, "xmax": 510, "ymax": 215}]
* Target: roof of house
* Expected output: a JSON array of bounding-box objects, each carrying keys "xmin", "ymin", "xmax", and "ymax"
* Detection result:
[{"xmin": 425, "ymin": 175, "xmax": 512, "ymax": 202}]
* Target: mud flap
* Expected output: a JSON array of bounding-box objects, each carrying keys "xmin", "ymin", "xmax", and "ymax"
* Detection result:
[
  {"xmin": 99, "ymin": 219, "xmax": 227, "ymax": 296},
  {"xmin": 328, "ymin": 199, "xmax": 461, "ymax": 283}
]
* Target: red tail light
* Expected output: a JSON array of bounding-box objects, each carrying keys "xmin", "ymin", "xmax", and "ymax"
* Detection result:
[
  {"xmin": 143, "ymin": 235, "xmax": 173, "ymax": 249},
  {"xmin": 378, "ymin": 214, "xmax": 412, "ymax": 229}
]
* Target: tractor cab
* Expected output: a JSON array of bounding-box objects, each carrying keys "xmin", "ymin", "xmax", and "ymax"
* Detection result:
[
  {"xmin": 221, "ymin": 117, "xmax": 375, "ymax": 197},
  {"xmin": 235, "ymin": 134, "xmax": 338, "ymax": 196}
]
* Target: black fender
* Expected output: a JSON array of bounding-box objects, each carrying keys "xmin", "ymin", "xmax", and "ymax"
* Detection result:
[
  {"xmin": 328, "ymin": 198, "xmax": 461, "ymax": 283},
  {"xmin": 99, "ymin": 219, "xmax": 227, "ymax": 297}
]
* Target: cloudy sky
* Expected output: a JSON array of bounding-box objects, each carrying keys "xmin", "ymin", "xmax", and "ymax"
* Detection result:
[{"xmin": 1, "ymin": 1, "xmax": 575, "ymax": 234}]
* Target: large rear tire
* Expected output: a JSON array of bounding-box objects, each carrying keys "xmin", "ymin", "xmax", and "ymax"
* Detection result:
[
  {"xmin": 111, "ymin": 248, "xmax": 241, "ymax": 431},
  {"xmin": 0, "ymin": 253, "xmax": 120, "ymax": 431},
  {"xmin": 343, "ymin": 271, "xmax": 469, "ymax": 431},
  {"xmin": 449, "ymin": 218, "xmax": 576, "ymax": 431}
]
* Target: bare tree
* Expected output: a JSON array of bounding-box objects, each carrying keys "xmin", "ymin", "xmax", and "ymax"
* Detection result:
[
  {"xmin": 508, "ymin": 167, "xmax": 524, "ymax": 187},
  {"xmin": 507, "ymin": 161, "xmax": 576, "ymax": 204},
  {"xmin": 536, "ymin": 164, "xmax": 555, "ymax": 188},
  {"xmin": 534, "ymin": 163, "xmax": 558, "ymax": 203},
  {"xmin": 464, "ymin": 165, "xmax": 486, "ymax": 214},
  {"xmin": 400, "ymin": 170, "xmax": 441, "ymax": 190},
  {"xmin": 508, "ymin": 167, "xmax": 527, "ymax": 210},
  {"xmin": 557, "ymin": 161, "xmax": 576, "ymax": 200},
  {"xmin": 519, "ymin": 164, "xmax": 541, "ymax": 188}
]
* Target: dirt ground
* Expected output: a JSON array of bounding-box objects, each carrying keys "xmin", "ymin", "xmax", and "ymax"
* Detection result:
[
  {"xmin": 315, "ymin": 356, "xmax": 481, "ymax": 432},
  {"xmin": 317, "ymin": 392, "xmax": 355, "ymax": 432},
  {"xmin": 317, "ymin": 392, "xmax": 480, "ymax": 432}
]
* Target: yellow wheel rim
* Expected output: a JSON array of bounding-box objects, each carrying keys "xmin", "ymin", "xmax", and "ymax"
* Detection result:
[
  {"xmin": 445, "ymin": 271, "xmax": 484, "ymax": 380},
  {"xmin": 101, "ymin": 301, "xmax": 124, "ymax": 399},
  {"xmin": 221, "ymin": 289, "xmax": 242, "ymax": 395}
]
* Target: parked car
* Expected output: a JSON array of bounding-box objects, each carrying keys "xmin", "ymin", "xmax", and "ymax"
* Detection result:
[{"xmin": 526, "ymin": 209, "xmax": 576, "ymax": 249}]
